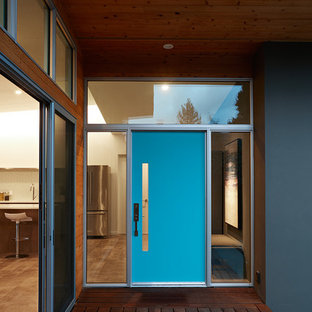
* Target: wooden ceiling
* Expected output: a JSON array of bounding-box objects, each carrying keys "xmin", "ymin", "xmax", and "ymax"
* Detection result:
[{"xmin": 57, "ymin": 0, "xmax": 312, "ymax": 77}]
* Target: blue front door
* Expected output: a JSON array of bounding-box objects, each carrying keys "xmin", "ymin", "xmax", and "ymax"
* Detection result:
[{"xmin": 132, "ymin": 131, "xmax": 206, "ymax": 283}]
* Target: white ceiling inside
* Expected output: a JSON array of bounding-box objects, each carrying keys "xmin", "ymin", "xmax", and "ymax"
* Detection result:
[{"xmin": 0, "ymin": 74, "xmax": 39, "ymax": 113}]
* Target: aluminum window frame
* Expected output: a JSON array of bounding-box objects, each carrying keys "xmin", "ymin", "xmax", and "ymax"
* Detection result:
[
  {"xmin": 83, "ymin": 77, "xmax": 254, "ymax": 288},
  {"xmin": 15, "ymin": 0, "xmax": 52, "ymax": 75},
  {"xmin": 50, "ymin": 102, "xmax": 77, "ymax": 312},
  {"xmin": 0, "ymin": 52, "xmax": 51, "ymax": 312},
  {"xmin": 0, "ymin": 0, "xmax": 8, "ymax": 31},
  {"xmin": 55, "ymin": 11, "xmax": 77, "ymax": 102},
  {"xmin": 209, "ymin": 127, "xmax": 254, "ymax": 288},
  {"xmin": 0, "ymin": 49, "xmax": 77, "ymax": 311},
  {"xmin": 6, "ymin": 0, "xmax": 52, "ymax": 75},
  {"xmin": 2, "ymin": 0, "xmax": 77, "ymax": 102}
]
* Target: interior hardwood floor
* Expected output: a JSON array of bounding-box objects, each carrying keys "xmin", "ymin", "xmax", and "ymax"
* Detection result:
[
  {"xmin": 72, "ymin": 288, "xmax": 271, "ymax": 312},
  {"xmin": 87, "ymin": 235, "xmax": 127, "ymax": 284},
  {"xmin": 87, "ymin": 234, "xmax": 247, "ymax": 284},
  {"xmin": 0, "ymin": 253, "xmax": 38, "ymax": 312}
]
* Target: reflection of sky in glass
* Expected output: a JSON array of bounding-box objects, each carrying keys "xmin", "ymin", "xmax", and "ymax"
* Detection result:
[{"xmin": 128, "ymin": 84, "xmax": 242, "ymax": 124}]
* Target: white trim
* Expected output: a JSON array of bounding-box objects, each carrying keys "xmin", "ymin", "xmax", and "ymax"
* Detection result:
[
  {"xmin": 204, "ymin": 130, "xmax": 208, "ymax": 286},
  {"xmin": 86, "ymin": 77, "xmax": 252, "ymax": 82},
  {"xmin": 82, "ymin": 130, "xmax": 87, "ymax": 287},
  {"xmin": 211, "ymin": 282, "xmax": 253, "ymax": 287},
  {"xmin": 132, "ymin": 282, "xmax": 207, "ymax": 287},
  {"xmin": 82, "ymin": 80, "xmax": 88, "ymax": 287},
  {"xmin": 84, "ymin": 283, "xmax": 128, "ymax": 288},
  {"xmin": 127, "ymin": 129, "xmax": 132, "ymax": 287},
  {"xmin": 206, "ymin": 129, "xmax": 212, "ymax": 286},
  {"xmin": 86, "ymin": 124, "xmax": 254, "ymax": 132}
]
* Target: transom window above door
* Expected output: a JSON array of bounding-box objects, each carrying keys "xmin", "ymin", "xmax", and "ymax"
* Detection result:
[{"xmin": 88, "ymin": 81, "xmax": 251, "ymax": 125}]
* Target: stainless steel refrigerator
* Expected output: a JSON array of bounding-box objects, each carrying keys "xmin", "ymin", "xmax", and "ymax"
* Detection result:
[{"xmin": 87, "ymin": 165, "xmax": 110, "ymax": 237}]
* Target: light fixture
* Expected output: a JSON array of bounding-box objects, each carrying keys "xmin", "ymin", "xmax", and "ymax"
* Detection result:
[
  {"xmin": 163, "ymin": 43, "xmax": 174, "ymax": 50},
  {"xmin": 15, "ymin": 90, "xmax": 22, "ymax": 95},
  {"xmin": 161, "ymin": 84, "xmax": 169, "ymax": 91}
]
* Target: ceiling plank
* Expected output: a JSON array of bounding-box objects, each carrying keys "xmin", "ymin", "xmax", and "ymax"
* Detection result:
[{"xmin": 58, "ymin": 0, "xmax": 312, "ymax": 77}]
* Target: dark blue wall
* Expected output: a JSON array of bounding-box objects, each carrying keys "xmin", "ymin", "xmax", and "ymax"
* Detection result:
[{"xmin": 263, "ymin": 43, "xmax": 312, "ymax": 311}]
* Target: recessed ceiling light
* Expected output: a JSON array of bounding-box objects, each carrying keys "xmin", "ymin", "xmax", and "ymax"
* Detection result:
[
  {"xmin": 15, "ymin": 90, "xmax": 22, "ymax": 95},
  {"xmin": 161, "ymin": 84, "xmax": 169, "ymax": 91},
  {"xmin": 163, "ymin": 43, "xmax": 174, "ymax": 50}
]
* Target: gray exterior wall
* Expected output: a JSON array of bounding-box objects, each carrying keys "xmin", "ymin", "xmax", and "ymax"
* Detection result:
[{"xmin": 262, "ymin": 43, "xmax": 312, "ymax": 311}]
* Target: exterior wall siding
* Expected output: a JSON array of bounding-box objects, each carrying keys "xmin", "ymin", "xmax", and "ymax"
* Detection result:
[{"xmin": 263, "ymin": 42, "xmax": 312, "ymax": 311}]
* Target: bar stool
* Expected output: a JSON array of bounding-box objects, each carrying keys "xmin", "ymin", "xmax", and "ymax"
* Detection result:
[{"xmin": 5, "ymin": 212, "xmax": 32, "ymax": 258}]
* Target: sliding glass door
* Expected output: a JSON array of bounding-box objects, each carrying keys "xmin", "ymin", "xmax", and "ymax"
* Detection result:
[
  {"xmin": 47, "ymin": 103, "xmax": 76, "ymax": 312},
  {"xmin": 53, "ymin": 111, "xmax": 75, "ymax": 311}
]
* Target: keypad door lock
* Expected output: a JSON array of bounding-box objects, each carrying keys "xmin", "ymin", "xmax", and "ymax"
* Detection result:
[{"xmin": 133, "ymin": 203, "xmax": 139, "ymax": 236}]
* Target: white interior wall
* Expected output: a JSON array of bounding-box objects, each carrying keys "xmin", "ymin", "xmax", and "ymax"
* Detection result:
[
  {"xmin": 0, "ymin": 169, "xmax": 39, "ymax": 202},
  {"xmin": 88, "ymin": 132, "xmax": 127, "ymax": 235},
  {"xmin": 0, "ymin": 75, "xmax": 40, "ymax": 169},
  {"xmin": 0, "ymin": 75, "xmax": 40, "ymax": 201},
  {"xmin": 0, "ymin": 109, "xmax": 39, "ymax": 168}
]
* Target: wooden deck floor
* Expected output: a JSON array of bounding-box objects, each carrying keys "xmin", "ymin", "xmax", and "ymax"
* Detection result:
[{"xmin": 72, "ymin": 288, "xmax": 271, "ymax": 312}]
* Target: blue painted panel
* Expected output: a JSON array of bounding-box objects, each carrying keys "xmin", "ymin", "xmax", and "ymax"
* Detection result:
[{"xmin": 132, "ymin": 131, "xmax": 206, "ymax": 283}]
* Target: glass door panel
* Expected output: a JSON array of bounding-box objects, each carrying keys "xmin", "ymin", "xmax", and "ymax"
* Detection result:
[
  {"xmin": 53, "ymin": 111, "xmax": 75, "ymax": 311},
  {"xmin": 86, "ymin": 132, "xmax": 127, "ymax": 284}
]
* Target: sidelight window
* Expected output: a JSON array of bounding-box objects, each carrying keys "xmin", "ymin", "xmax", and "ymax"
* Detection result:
[{"xmin": 211, "ymin": 132, "xmax": 251, "ymax": 283}]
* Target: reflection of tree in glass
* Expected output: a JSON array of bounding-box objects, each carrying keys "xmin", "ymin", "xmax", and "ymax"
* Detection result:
[
  {"xmin": 177, "ymin": 98, "xmax": 202, "ymax": 124},
  {"xmin": 230, "ymin": 83, "xmax": 250, "ymax": 124},
  {"xmin": 210, "ymin": 116, "xmax": 220, "ymax": 124}
]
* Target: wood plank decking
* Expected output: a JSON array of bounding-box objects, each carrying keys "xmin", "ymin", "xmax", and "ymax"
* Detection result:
[{"xmin": 72, "ymin": 288, "xmax": 271, "ymax": 312}]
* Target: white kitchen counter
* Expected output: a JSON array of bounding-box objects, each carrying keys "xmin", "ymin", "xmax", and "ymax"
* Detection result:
[{"xmin": 0, "ymin": 202, "xmax": 39, "ymax": 209}]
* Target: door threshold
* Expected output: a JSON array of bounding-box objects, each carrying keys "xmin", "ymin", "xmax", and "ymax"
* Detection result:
[{"xmin": 131, "ymin": 282, "xmax": 206, "ymax": 287}]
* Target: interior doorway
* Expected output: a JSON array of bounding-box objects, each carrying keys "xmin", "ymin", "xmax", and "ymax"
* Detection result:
[
  {"xmin": 0, "ymin": 74, "xmax": 40, "ymax": 311},
  {"xmin": 0, "ymin": 69, "xmax": 77, "ymax": 311}
]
